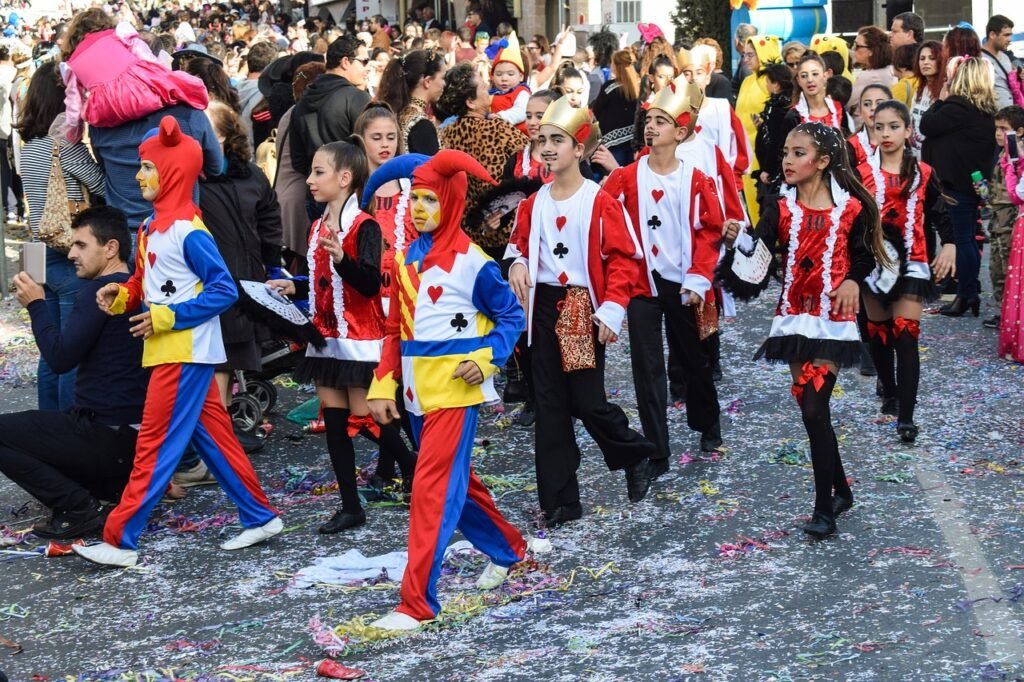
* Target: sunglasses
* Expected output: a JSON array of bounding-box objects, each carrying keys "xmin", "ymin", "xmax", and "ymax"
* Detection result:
[{"xmin": 352, "ymin": 56, "xmax": 370, "ymax": 65}]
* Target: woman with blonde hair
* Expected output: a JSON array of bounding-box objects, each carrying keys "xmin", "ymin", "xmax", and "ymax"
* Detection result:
[
  {"xmin": 921, "ymin": 57, "xmax": 997, "ymax": 317},
  {"xmin": 593, "ymin": 49, "xmax": 640, "ymax": 168}
]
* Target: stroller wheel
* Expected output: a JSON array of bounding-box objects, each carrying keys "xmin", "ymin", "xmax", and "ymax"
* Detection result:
[
  {"xmin": 229, "ymin": 393, "xmax": 263, "ymax": 433},
  {"xmin": 247, "ymin": 378, "xmax": 278, "ymax": 414}
]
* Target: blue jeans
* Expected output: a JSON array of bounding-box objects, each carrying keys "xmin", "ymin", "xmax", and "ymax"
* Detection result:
[
  {"xmin": 946, "ymin": 189, "xmax": 982, "ymax": 301},
  {"xmin": 37, "ymin": 249, "xmax": 81, "ymax": 411}
]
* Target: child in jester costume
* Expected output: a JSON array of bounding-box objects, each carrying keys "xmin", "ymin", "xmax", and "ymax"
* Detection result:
[{"xmin": 74, "ymin": 116, "xmax": 281, "ymax": 568}]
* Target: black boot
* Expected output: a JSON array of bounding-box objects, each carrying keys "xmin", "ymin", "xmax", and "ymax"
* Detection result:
[
  {"xmin": 33, "ymin": 498, "xmax": 106, "ymax": 540},
  {"xmin": 802, "ymin": 511, "xmax": 837, "ymax": 538},
  {"xmin": 831, "ymin": 494, "xmax": 854, "ymax": 517}
]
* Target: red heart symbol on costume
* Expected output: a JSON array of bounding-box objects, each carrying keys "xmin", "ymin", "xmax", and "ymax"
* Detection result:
[
  {"xmin": 694, "ymin": 125, "xmax": 702, "ymax": 133},
  {"xmin": 427, "ymin": 285, "xmax": 443, "ymax": 303},
  {"xmin": 555, "ymin": 216, "xmax": 567, "ymax": 231},
  {"xmin": 148, "ymin": 252, "xmax": 156, "ymax": 267},
  {"xmin": 651, "ymin": 189, "xmax": 664, "ymax": 203}
]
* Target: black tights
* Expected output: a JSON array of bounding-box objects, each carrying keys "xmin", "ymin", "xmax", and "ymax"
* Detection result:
[
  {"xmin": 359, "ymin": 419, "xmax": 416, "ymax": 482},
  {"xmin": 866, "ymin": 317, "xmax": 921, "ymax": 424},
  {"xmin": 322, "ymin": 407, "xmax": 361, "ymax": 514},
  {"xmin": 794, "ymin": 368, "xmax": 852, "ymax": 516}
]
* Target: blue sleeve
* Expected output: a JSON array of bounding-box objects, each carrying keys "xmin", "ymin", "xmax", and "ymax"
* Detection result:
[
  {"xmin": 470, "ymin": 259, "xmax": 525, "ymax": 370},
  {"xmin": 167, "ymin": 230, "xmax": 238, "ymax": 330},
  {"xmin": 27, "ymin": 281, "xmax": 110, "ymax": 374}
]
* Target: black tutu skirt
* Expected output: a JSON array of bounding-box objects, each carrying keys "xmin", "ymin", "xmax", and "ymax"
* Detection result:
[
  {"xmin": 754, "ymin": 335, "xmax": 862, "ymax": 368},
  {"xmin": 882, "ymin": 275, "xmax": 940, "ymax": 303},
  {"xmin": 293, "ymin": 356, "xmax": 375, "ymax": 390}
]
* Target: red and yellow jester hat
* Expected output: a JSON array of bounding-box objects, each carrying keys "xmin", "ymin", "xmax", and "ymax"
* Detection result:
[
  {"xmin": 411, "ymin": 150, "xmax": 498, "ymax": 270},
  {"xmin": 486, "ymin": 30, "xmax": 525, "ymax": 76},
  {"xmin": 138, "ymin": 115, "xmax": 202, "ymax": 233},
  {"xmin": 648, "ymin": 74, "xmax": 704, "ymax": 135},
  {"xmin": 538, "ymin": 96, "xmax": 602, "ymax": 156}
]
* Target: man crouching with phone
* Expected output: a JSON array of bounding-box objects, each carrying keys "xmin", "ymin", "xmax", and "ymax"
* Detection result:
[{"xmin": 0, "ymin": 207, "xmax": 147, "ymax": 540}]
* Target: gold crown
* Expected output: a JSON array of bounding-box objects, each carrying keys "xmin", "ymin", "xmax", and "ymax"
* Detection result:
[
  {"xmin": 539, "ymin": 96, "xmax": 602, "ymax": 155},
  {"xmin": 648, "ymin": 75, "xmax": 704, "ymax": 129}
]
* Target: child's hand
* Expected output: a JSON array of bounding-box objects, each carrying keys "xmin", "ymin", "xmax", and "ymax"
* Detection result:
[
  {"xmin": 509, "ymin": 262, "xmax": 532, "ymax": 305},
  {"xmin": 368, "ymin": 398, "xmax": 400, "ymax": 425},
  {"xmin": 266, "ymin": 279, "xmax": 296, "ymax": 296},
  {"xmin": 318, "ymin": 228, "xmax": 345, "ymax": 264},
  {"xmin": 827, "ymin": 279, "xmax": 860, "ymax": 317},
  {"xmin": 592, "ymin": 317, "xmax": 619, "ymax": 344},
  {"xmin": 931, "ymin": 243, "xmax": 956, "ymax": 281},
  {"xmin": 129, "ymin": 310, "xmax": 154, "ymax": 339},
  {"xmin": 453, "ymin": 360, "xmax": 483, "ymax": 385},
  {"xmin": 97, "ymin": 282, "xmax": 121, "ymax": 314},
  {"xmin": 680, "ymin": 288, "xmax": 702, "ymax": 307},
  {"xmin": 722, "ymin": 220, "xmax": 742, "ymax": 246},
  {"xmin": 759, "ymin": 171, "xmax": 770, "ymax": 184},
  {"xmin": 484, "ymin": 211, "xmax": 503, "ymax": 231},
  {"xmin": 590, "ymin": 145, "xmax": 619, "ymax": 172}
]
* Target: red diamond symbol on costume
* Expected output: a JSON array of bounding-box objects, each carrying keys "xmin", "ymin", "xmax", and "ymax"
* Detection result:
[
  {"xmin": 558, "ymin": 272, "xmax": 569, "ymax": 285},
  {"xmin": 555, "ymin": 216, "xmax": 567, "ymax": 231},
  {"xmin": 651, "ymin": 245, "xmax": 659, "ymax": 256},
  {"xmin": 651, "ymin": 189, "xmax": 664, "ymax": 203},
  {"xmin": 427, "ymin": 285, "xmax": 443, "ymax": 303},
  {"xmin": 148, "ymin": 252, "xmax": 157, "ymax": 267},
  {"xmin": 406, "ymin": 387, "xmax": 414, "ymax": 401}
]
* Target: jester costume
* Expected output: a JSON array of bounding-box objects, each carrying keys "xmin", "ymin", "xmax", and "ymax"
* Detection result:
[
  {"xmin": 366, "ymin": 151, "xmax": 527, "ymax": 623},
  {"xmin": 86, "ymin": 117, "xmax": 279, "ymax": 557}
]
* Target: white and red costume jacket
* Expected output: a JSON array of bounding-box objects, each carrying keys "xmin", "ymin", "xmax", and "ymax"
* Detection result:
[
  {"xmin": 505, "ymin": 180, "xmax": 643, "ymax": 342},
  {"xmin": 847, "ymin": 128, "xmax": 874, "ymax": 168},
  {"xmin": 371, "ymin": 178, "xmax": 417, "ymax": 315},
  {"xmin": 676, "ymin": 134, "xmax": 749, "ymax": 228},
  {"xmin": 694, "ymin": 97, "xmax": 751, "ymax": 191},
  {"xmin": 604, "ymin": 157, "xmax": 725, "ymax": 301},
  {"xmin": 306, "ymin": 194, "xmax": 385, "ymax": 363}
]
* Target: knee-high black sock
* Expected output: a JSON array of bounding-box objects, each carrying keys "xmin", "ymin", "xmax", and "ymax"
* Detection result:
[
  {"xmin": 832, "ymin": 431, "xmax": 852, "ymax": 499},
  {"xmin": 358, "ymin": 422, "xmax": 416, "ymax": 481},
  {"xmin": 795, "ymin": 366, "xmax": 839, "ymax": 516},
  {"xmin": 866, "ymin": 318, "xmax": 896, "ymax": 398},
  {"xmin": 893, "ymin": 317, "xmax": 921, "ymax": 424},
  {"xmin": 323, "ymin": 407, "xmax": 362, "ymax": 513}
]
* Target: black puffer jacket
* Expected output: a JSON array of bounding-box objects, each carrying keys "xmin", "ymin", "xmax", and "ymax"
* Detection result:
[
  {"xmin": 288, "ymin": 74, "xmax": 371, "ymax": 177},
  {"xmin": 199, "ymin": 159, "xmax": 284, "ymax": 344},
  {"xmin": 920, "ymin": 95, "xmax": 996, "ymax": 194}
]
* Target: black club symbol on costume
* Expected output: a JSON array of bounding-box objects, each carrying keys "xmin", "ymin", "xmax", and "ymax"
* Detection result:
[
  {"xmin": 799, "ymin": 257, "xmax": 814, "ymax": 272},
  {"xmin": 648, "ymin": 215, "xmax": 661, "ymax": 230},
  {"xmin": 553, "ymin": 242, "xmax": 569, "ymax": 259},
  {"xmin": 451, "ymin": 313, "xmax": 468, "ymax": 332},
  {"xmin": 161, "ymin": 279, "xmax": 177, "ymax": 297}
]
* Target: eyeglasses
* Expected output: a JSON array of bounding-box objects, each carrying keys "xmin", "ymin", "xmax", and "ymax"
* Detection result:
[
  {"xmin": 527, "ymin": 45, "xmax": 540, "ymax": 51},
  {"xmin": 854, "ymin": 43, "xmax": 869, "ymax": 50},
  {"xmin": 353, "ymin": 57, "xmax": 370, "ymax": 65}
]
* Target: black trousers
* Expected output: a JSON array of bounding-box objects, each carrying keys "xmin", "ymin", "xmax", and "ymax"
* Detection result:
[
  {"xmin": 0, "ymin": 410, "xmax": 137, "ymax": 512},
  {"xmin": 628, "ymin": 275, "xmax": 721, "ymax": 460},
  {"xmin": 531, "ymin": 285, "xmax": 656, "ymax": 513}
]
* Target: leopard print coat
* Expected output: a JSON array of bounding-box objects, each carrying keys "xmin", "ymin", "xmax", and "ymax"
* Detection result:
[{"xmin": 439, "ymin": 115, "xmax": 529, "ymax": 249}]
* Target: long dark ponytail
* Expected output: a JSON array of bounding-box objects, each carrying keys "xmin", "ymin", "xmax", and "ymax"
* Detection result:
[
  {"xmin": 791, "ymin": 121, "xmax": 891, "ymax": 267},
  {"xmin": 872, "ymin": 99, "xmax": 917, "ymax": 199},
  {"xmin": 377, "ymin": 48, "xmax": 445, "ymax": 116}
]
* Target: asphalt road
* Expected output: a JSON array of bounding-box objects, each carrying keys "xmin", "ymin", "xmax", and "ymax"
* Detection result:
[{"xmin": 0, "ymin": 274, "xmax": 1022, "ymax": 681}]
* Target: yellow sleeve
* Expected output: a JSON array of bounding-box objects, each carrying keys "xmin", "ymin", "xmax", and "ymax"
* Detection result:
[
  {"xmin": 367, "ymin": 371, "xmax": 400, "ymax": 402},
  {"xmin": 107, "ymin": 286, "xmax": 131, "ymax": 315},
  {"xmin": 149, "ymin": 304, "xmax": 177, "ymax": 334},
  {"xmin": 463, "ymin": 347, "xmax": 497, "ymax": 380}
]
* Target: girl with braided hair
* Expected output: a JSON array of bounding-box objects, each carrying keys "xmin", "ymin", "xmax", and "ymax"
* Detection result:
[
  {"xmin": 721, "ymin": 121, "xmax": 889, "ymax": 538},
  {"xmin": 856, "ymin": 100, "xmax": 955, "ymax": 443}
]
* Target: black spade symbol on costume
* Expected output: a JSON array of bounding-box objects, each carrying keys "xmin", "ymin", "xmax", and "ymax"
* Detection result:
[
  {"xmin": 648, "ymin": 215, "xmax": 661, "ymax": 230},
  {"xmin": 799, "ymin": 256, "xmax": 814, "ymax": 272},
  {"xmin": 451, "ymin": 313, "xmax": 468, "ymax": 332},
  {"xmin": 553, "ymin": 242, "xmax": 569, "ymax": 259},
  {"xmin": 884, "ymin": 208, "xmax": 900, "ymax": 221},
  {"xmin": 318, "ymin": 276, "xmax": 330, "ymax": 290},
  {"xmin": 161, "ymin": 280, "xmax": 177, "ymax": 297}
]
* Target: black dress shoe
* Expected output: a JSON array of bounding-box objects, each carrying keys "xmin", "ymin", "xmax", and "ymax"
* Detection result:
[
  {"xmin": 700, "ymin": 424, "xmax": 723, "ymax": 452},
  {"xmin": 33, "ymin": 501, "xmax": 105, "ymax": 540},
  {"xmin": 983, "ymin": 315, "xmax": 1001, "ymax": 329},
  {"xmin": 518, "ymin": 401, "xmax": 536, "ymax": 427},
  {"xmin": 624, "ymin": 459, "xmax": 652, "ymax": 503},
  {"xmin": 543, "ymin": 502, "xmax": 583, "ymax": 528},
  {"xmin": 802, "ymin": 511, "xmax": 837, "ymax": 538},
  {"xmin": 831, "ymin": 494, "xmax": 854, "ymax": 517},
  {"xmin": 896, "ymin": 422, "xmax": 919, "ymax": 443},
  {"xmin": 709, "ymin": 360, "xmax": 723, "ymax": 382},
  {"xmin": 319, "ymin": 509, "xmax": 366, "ymax": 534},
  {"xmin": 880, "ymin": 397, "xmax": 899, "ymax": 416},
  {"xmin": 648, "ymin": 457, "xmax": 670, "ymax": 480}
]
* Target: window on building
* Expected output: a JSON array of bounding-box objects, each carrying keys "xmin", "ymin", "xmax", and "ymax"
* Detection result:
[{"xmin": 616, "ymin": 0, "xmax": 641, "ymax": 23}]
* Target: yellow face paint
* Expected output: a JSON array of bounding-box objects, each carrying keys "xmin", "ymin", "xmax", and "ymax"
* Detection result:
[
  {"xmin": 410, "ymin": 189, "xmax": 441, "ymax": 233},
  {"xmin": 137, "ymin": 161, "xmax": 160, "ymax": 200}
]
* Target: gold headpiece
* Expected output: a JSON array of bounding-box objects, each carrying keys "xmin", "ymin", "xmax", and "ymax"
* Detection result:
[
  {"xmin": 539, "ymin": 97, "xmax": 602, "ymax": 156},
  {"xmin": 648, "ymin": 74, "xmax": 704, "ymax": 132}
]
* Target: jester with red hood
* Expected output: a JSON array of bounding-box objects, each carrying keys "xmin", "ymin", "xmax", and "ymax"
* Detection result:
[
  {"xmin": 73, "ymin": 116, "xmax": 281, "ymax": 569},
  {"xmin": 364, "ymin": 150, "xmax": 529, "ymax": 631}
]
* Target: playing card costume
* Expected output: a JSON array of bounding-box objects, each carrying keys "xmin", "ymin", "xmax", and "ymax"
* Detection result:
[
  {"xmin": 367, "ymin": 151, "xmax": 527, "ymax": 621},
  {"xmin": 101, "ymin": 117, "xmax": 278, "ymax": 551},
  {"xmin": 605, "ymin": 79, "xmax": 726, "ymax": 465},
  {"xmin": 506, "ymin": 99, "xmax": 657, "ymax": 523}
]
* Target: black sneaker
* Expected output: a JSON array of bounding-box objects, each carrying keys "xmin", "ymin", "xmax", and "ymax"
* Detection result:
[
  {"xmin": 33, "ymin": 501, "xmax": 105, "ymax": 540},
  {"xmin": 982, "ymin": 315, "xmax": 1001, "ymax": 330}
]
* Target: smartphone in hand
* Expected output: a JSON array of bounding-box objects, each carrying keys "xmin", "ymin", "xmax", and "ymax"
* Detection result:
[
  {"xmin": 1008, "ymin": 131, "xmax": 1019, "ymax": 160},
  {"xmin": 20, "ymin": 242, "xmax": 46, "ymax": 285}
]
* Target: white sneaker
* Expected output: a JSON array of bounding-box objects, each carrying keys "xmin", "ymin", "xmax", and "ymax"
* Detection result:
[
  {"xmin": 369, "ymin": 610, "xmax": 422, "ymax": 631},
  {"xmin": 475, "ymin": 562, "xmax": 509, "ymax": 590},
  {"xmin": 220, "ymin": 517, "xmax": 283, "ymax": 551},
  {"xmin": 172, "ymin": 461, "xmax": 217, "ymax": 488},
  {"xmin": 72, "ymin": 542, "xmax": 138, "ymax": 568},
  {"xmin": 527, "ymin": 536, "xmax": 553, "ymax": 554}
]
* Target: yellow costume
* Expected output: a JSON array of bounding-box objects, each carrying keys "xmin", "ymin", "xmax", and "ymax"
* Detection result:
[
  {"xmin": 735, "ymin": 35, "xmax": 781, "ymax": 224},
  {"xmin": 810, "ymin": 34, "xmax": 854, "ymax": 83}
]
